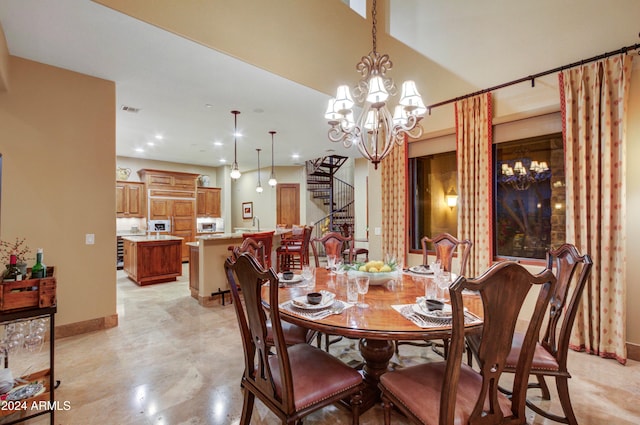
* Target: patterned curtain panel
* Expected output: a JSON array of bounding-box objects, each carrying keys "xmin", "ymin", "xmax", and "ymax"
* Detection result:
[
  {"xmin": 455, "ymin": 93, "xmax": 493, "ymax": 277},
  {"xmin": 560, "ymin": 55, "xmax": 632, "ymax": 364},
  {"xmin": 381, "ymin": 139, "xmax": 407, "ymax": 267}
]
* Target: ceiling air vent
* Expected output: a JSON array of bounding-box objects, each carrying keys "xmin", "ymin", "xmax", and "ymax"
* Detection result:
[{"xmin": 120, "ymin": 105, "xmax": 141, "ymax": 113}]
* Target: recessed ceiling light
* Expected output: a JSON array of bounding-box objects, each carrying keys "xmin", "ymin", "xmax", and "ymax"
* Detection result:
[
  {"xmin": 135, "ymin": 148, "xmax": 144, "ymax": 153},
  {"xmin": 292, "ymin": 153, "xmax": 300, "ymax": 159},
  {"xmin": 205, "ymin": 103, "xmax": 214, "ymax": 108},
  {"xmin": 155, "ymin": 134, "xmax": 163, "ymax": 140},
  {"xmin": 219, "ymin": 159, "xmax": 227, "ymax": 163},
  {"xmin": 214, "ymin": 141, "xmax": 223, "ymax": 146},
  {"xmin": 147, "ymin": 142, "xmax": 155, "ymax": 146}
]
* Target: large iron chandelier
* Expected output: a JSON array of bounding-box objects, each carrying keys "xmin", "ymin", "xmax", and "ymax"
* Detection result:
[{"xmin": 325, "ymin": 0, "xmax": 426, "ymax": 169}]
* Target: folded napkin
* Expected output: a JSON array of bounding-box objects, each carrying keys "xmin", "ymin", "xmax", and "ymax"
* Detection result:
[{"xmin": 391, "ymin": 304, "xmax": 482, "ymax": 328}]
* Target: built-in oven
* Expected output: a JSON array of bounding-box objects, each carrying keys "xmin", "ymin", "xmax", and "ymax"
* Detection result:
[{"xmin": 148, "ymin": 219, "xmax": 171, "ymax": 233}]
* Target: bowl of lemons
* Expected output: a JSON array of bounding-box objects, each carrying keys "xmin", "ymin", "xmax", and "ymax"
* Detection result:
[{"xmin": 345, "ymin": 260, "xmax": 400, "ymax": 285}]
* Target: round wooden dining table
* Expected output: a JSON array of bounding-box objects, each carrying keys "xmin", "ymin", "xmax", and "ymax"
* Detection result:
[{"xmin": 263, "ymin": 267, "xmax": 483, "ymax": 411}]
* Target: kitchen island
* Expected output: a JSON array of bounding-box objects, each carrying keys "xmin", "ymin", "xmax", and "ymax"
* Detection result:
[
  {"xmin": 191, "ymin": 230, "xmax": 289, "ymax": 306},
  {"xmin": 122, "ymin": 235, "xmax": 183, "ymax": 285}
]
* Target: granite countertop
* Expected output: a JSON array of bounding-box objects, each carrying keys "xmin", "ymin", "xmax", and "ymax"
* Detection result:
[
  {"xmin": 196, "ymin": 233, "xmax": 244, "ymax": 241},
  {"xmin": 121, "ymin": 235, "xmax": 184, "ymax": 242},
  {"xmin": 117, "ymin": 231, "xmax": 148, "ymax": 237},
  {"xmin": 196, "ymin": 228, "xmax": 289, "ymax": 241}
]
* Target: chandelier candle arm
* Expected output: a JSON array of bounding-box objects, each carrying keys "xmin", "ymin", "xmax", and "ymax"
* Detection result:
[{"xmin": 325, "ymin": 0, "xmax": 424, "ymax": 169}]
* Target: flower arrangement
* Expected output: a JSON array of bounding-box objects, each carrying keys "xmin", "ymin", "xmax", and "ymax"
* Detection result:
[{"xmin": 0, "ymin": 237, "xmax": 33, "ymax": 265}]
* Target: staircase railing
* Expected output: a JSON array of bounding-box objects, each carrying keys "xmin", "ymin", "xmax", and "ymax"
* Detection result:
[
  {"xmin": 311, "ymin": 176, "xmax": 354, "ymax": 240},
  {"xmin": 306, "ymin": 155, "xmax": 355, "ymax": 242}
]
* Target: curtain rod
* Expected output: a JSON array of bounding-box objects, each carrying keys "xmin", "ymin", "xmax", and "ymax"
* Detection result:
[{"xmin": 425, "ymin": 42, "xmax": 640, "ymax": 112}]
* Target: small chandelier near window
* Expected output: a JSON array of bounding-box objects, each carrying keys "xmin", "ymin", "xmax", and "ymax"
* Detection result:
[
  {"xmin": 230, "ymin": 110, "xmax": 241, "ymax": 180},
  {"xmin": 268, "ymin": 131, "xmax": 277, "ymax": 187},
  {"xmin": 499, "ymin": 149, "xmax": 551, "ymax": 191},
  {"xmin": 255, "ymin": 148, "xmax": 263, "ymax": 193},
  {"xmin": 325, "ymin": 0, "xmax": 425, "ymax": 169}
]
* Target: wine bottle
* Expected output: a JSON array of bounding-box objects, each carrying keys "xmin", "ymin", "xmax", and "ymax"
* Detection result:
[
  {"xmin": 31, "ymin": 248, "xmax": 46, "ymax": 279},
  {"xmin": 3, "ymin": 252, "xmax": 22, "ymax": 282}
]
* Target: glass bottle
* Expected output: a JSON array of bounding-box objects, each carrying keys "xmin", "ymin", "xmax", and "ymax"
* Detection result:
[
  {"xmin": 3, "ymin": 252, "xmax": 23, "ymax": 282},
  {"xmin": 31, "ymin": 248, "xmax": 46, "ymax": 279}
]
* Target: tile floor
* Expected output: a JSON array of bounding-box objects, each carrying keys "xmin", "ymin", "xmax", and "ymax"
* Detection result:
[{"xmin": 11, "ymin": 266, "xmax": 640, "ymax": 424}]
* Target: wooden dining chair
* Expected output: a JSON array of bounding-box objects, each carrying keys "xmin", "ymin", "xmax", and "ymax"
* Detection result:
[
  {"xmin": 421, "ymin": 233, "xmax": 473, "ymax": 275},
  {"xmin": 229, "ymin": 239, "xmax": 316, "ymax": 348},
  {"xmin": 396, "ymin": 233, "xmax": 473, "ymax": 357},
  {"xmin": 241, "ymin": 230, "xmax": 275, "ymax": 268},
  {"xmin": 276, "ymin": 225, "xmax": 313, "ymax": 272},
  {"xmin": 309, "ymin": 231, "xmax": 355, "ymax": 351},
  {"xmin": 225, "ymin": 253, "xmax": 365, "ymax": 425},
  {"xmin": 231, "ymin": 237, "xmax": 267, "ymax": 268},
  {"xmin": 501, "ymin": 243, "xmax": 593, "ymax": 425},
  {"xmin": 340, "ymin": 223, "xmax": 369, "ymax": 263},
  {"xmin": 379, "ymin": 261, "xmax": 556, "ymax": 425},
  {"xmin": 311, "ymin": 231, "xmax": 354, "ymax": 267}
]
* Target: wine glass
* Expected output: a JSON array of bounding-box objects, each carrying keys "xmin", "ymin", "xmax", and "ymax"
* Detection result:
[
  {"xmin": 334, "ymin": 257, "xmax": 344, "ymax": 275},
  {"xmin": 301, "ymin": 265, "xmax": 315, "ymax": 288},
  {"xmin": 356, "ymin": 275, "xmax": 370, "ymax": 308},
  {"xmin": 326, "ymin": 254, "xmax": 337, "ymax": 275},
  {"xmin": 436, "ymin": 271, "xmax": 452, "ymax": 301}
]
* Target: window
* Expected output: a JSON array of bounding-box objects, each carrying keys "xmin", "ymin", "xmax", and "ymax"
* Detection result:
[
  {"xmin": 409, "ymin": 151, "xmax": 458, "ymax": 251},
  {"xmin": 494, "ymin": 133, "xmax": 565, "ymax": 260}
]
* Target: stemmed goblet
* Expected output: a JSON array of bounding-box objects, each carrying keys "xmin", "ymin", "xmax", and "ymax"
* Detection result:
[
  {"xmin": 301, "ymin": 264, "xmax": 315, "ymax": 289},
  {"xmin": 356, "ymin": 275, "xmax": 370, "ymax": 308},
  {"xmin": 326, "ymin": 254, "xmax": 337, "ymax": 275}
]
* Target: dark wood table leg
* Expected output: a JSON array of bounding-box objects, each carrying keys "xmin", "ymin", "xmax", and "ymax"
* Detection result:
[{"xmin": 357, "ymin": 338, "xmax": 395, "ymax": 411}]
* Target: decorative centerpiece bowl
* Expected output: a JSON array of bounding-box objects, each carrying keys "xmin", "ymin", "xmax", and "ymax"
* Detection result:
[{"xmin": 344, "ymin": 260, "xmax": 400, "ymax": 286}]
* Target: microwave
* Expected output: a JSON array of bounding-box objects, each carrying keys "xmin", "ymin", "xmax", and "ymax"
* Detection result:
[{"xmin": 199, "ymin": 222, "xmax": 216, "ymax": 232}]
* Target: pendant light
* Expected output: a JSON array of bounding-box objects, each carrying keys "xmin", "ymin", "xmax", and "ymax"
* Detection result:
[
  {"xmin": 268, "ymin": 130, "xmax": 277, "ymax": 187},
  {"xmin": 230, "ymin": 110, "xmax": 241, "ymax": 179},
  {"xmin": 255, "ymin": 148, "xmax": 263, "ymax": 193}
]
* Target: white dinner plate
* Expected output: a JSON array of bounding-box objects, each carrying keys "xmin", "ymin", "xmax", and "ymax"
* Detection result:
[
  {"xmin": 278, "ymin": 273, "xmax": 305, "ymax": 284},
  {"xmin": 291, "ymin": 291, "xmax": 335, "ymax": 310},
  {"xmin": 413, "ymin": 303, "xmax": 453, "ymax": 319},
  {"xmin": 409, "ymin": 265, "xmax": 433, "ymax": 275}
]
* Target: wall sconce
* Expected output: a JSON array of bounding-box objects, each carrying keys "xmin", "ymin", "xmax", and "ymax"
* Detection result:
[{"xmin": 445, "ymin": 187, "xmax": 458, "ymax": 209}]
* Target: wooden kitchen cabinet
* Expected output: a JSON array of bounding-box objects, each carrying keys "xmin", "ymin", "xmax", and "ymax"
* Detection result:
[
  {"xmin": 196, "ymin": 187, "xmax": 221, "ymax": 217},
  {"xmin": 138, "ymin": 169, "xmax": 198, "ymax": 191},
  {"xmin": 139, "ymin": 169, "xmax": 200, "ymax": 262},
  {"xmin": 148, "ymin": 198, "xmax": 195, "ymax": 261},
  {"xmin": 188, "ymin": 242, "xmax": 199, "ymax": 299},
  {"xmin": 116, "ymin": 181, "xmax": 145, "ymax": 217},
  {"xmin": 122, "ymin": 236, "xmax": 182, "ymax": 285}
]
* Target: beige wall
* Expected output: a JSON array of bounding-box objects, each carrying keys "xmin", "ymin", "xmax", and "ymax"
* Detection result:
[
  {"xmin": 0, "ymin": 56, "xmax": 116, "ymax": 327},
  {"xmin": 0, "ymin": 22, "xmax": 9, "ymax": 92}
]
